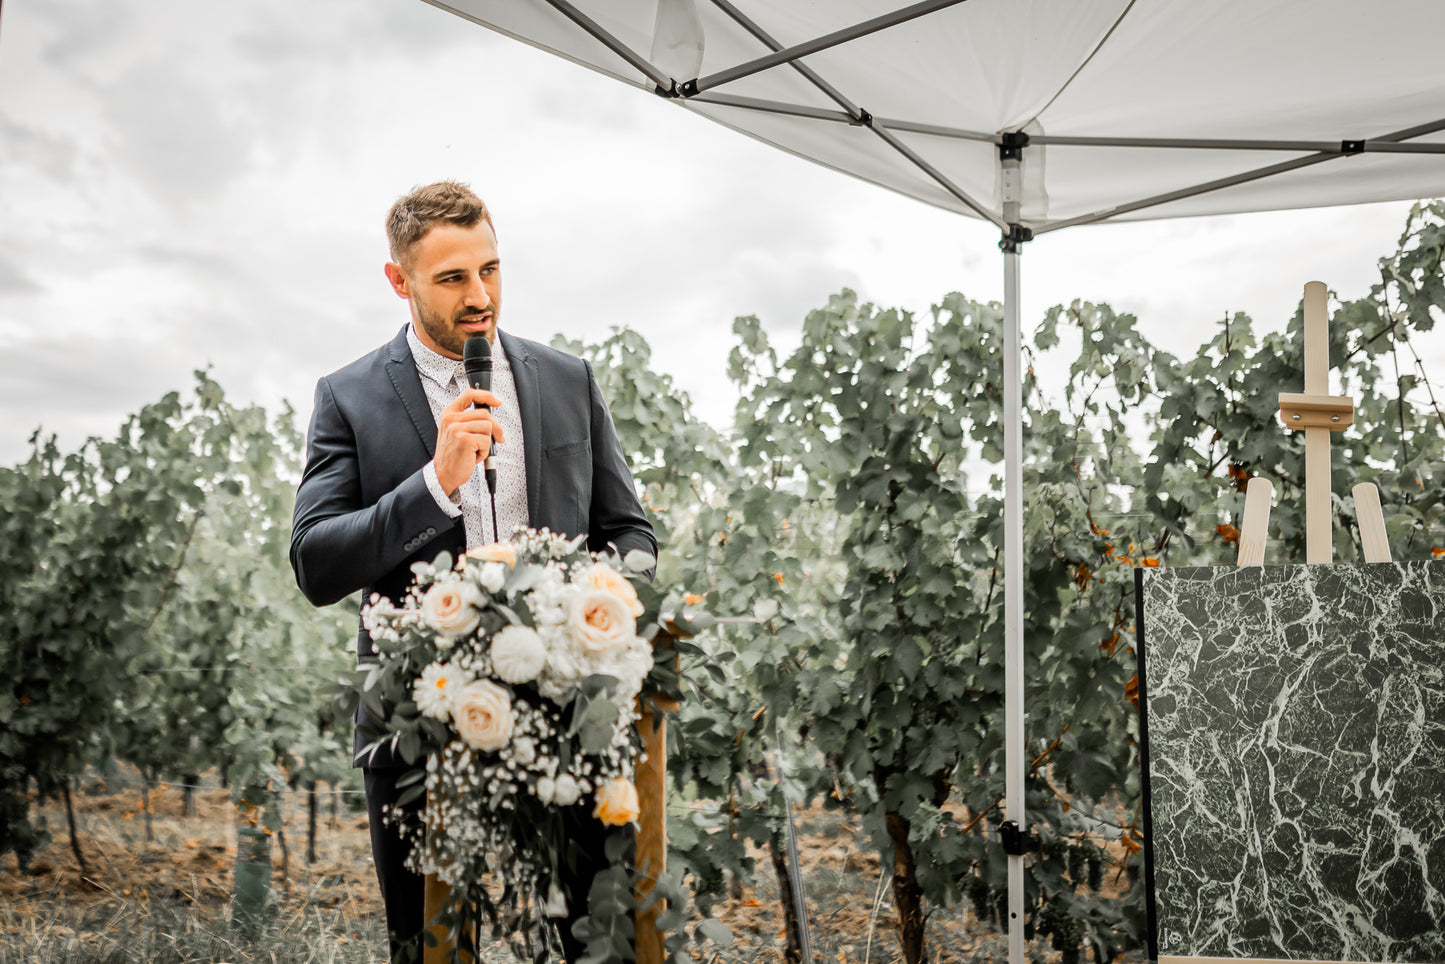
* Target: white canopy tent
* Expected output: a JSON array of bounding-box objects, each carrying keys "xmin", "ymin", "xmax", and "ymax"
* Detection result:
[{"xmin": 415, "ymin": 1, "xmax": 1445, "ymax": 959}]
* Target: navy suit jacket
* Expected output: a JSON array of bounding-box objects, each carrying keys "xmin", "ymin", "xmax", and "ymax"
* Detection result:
[{"xmin": 290, "ymin": 325, "xmax": 656, "ymax": 763}]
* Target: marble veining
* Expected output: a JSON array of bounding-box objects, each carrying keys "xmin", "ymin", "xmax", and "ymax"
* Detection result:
[{"xmin": 1140, "ymin": 562, "xmax": 1445, "ymax": 963}]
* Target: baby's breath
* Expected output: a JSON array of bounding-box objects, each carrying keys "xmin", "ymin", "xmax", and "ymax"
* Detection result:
[{"xmin": 359, "ymin": 527, "xmax": 661, "ymax": 935}]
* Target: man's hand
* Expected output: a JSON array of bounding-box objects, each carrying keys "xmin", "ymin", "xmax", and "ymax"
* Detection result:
[{"xmin": 435, "ymin": 388, "xmax": 505, "ymax": 494}]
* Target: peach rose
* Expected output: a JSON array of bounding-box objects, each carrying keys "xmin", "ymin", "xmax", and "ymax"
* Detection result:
[
  {"xmin": 466, "ymin": 542, "xmax": 518, "ymax": 568},
  {"xmin": 579, "ymin": 563, "xmax": 644, "ymax": 618},
  {"xmin": 593, "ymin": 777, "xmax": 640, "ymax": 827},
  {"xmin": 452, "ymin": 680, "xmax": 513, "ymax": 752},
  {"xmin": 421, "ymin": 580, "xmax": 481, "ymax": 637},
  {"xmin": 569, "ymin": 590, "xmax": 636, "ymax": 655}
]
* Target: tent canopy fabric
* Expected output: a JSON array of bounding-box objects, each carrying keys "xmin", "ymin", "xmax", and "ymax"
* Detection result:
[{"xmin": 424, "ymin": 0, "xmax": 1445, "ymax": 234}]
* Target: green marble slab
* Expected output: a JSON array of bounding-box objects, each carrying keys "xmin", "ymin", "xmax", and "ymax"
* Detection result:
[{"xmin": 1137, "ymin": 562, "xmax": 1445, "ymax": 963}]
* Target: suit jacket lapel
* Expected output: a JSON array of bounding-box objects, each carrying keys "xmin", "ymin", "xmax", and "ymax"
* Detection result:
[
  {"xmin": 500, "ymin": 330, "xmax": 543, "ymax": 524},
  {"xmin": 382, "ymin": 325, "xmax": 438, "ymax": 458}
]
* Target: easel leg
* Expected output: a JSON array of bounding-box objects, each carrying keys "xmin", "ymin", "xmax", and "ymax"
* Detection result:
[
  {"xmin": 1352, "ymin": 482, "xmax": 1392, "ymax": 563},
  {"xmin": 1236, "ymin": 477, "xmax": 1274, "ymax": 567}
]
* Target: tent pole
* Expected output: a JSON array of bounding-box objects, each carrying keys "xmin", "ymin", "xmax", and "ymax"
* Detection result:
[
  {"xmin": 999, "ymin": 141, "xmax": 1028, "ymax": 964},
  {"xmin": 1002, "ymin": 242, "xmax": 1025, "ymax": 964}
]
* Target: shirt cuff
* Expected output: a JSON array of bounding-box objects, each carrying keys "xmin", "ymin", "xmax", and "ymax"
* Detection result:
[{"xmin": 423, "ymin": 460, "xmax": 463, "ymax": 518}]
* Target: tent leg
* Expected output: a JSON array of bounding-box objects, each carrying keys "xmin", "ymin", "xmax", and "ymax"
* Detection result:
[{"xmin": 1002, "ymin": 239, "xmax": 1025, "ymax": 964}]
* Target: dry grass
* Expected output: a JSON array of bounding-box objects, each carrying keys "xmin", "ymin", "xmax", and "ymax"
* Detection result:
[
  {"xmin": 0, "ymin": 774, "xmax": 1132, "ymax": 963},
  {"xmin": 696, "ymin": 813, "xmax": 1038, "ymax": 964},
  {"xmin": 1, "ymin": 775, "xmax": 390, "ymax": 963}
]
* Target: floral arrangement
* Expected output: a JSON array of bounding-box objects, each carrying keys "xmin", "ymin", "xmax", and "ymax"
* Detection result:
[{"xmin": 349, "ymin": 528, "xmax": 709, "ymax": 960}]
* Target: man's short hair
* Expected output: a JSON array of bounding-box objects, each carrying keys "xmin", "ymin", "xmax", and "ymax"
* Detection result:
[{"xmin": 386, "ymin": 180, "xmax": 493, "ymax": 267}]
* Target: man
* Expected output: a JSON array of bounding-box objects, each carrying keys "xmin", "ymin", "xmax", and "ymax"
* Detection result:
[{"xmin": 290, "ymin": 181, "xmax": 656, "ymax": 961}]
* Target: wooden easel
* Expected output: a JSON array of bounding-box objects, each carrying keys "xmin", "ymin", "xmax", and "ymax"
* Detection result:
[
  {"xmin": 1235, "ymin": 281, "xmax": 1391, "ymax": 566},
  {"xmin": 423, "ymin": 626, "xmax": 680, "ymax": 964}
]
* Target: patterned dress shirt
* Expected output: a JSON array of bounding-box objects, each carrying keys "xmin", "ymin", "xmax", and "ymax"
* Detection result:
[{"xmin": 407, "ymin": 325, "xmax": 529, "ymax": 548}]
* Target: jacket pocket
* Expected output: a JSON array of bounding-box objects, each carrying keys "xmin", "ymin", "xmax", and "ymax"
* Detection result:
[
  {"xmin": 542, "ymin": 439, "xmax": 591, "ymax": 533},
  {"xmin": 544, "ymin": 439, "xmax": 590, "ymax": 459}
]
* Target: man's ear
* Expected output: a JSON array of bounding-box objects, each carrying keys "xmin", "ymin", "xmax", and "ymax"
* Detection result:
[{"xmin": 383, "ymin": 262, "xmax": 411, "ymax": 300}]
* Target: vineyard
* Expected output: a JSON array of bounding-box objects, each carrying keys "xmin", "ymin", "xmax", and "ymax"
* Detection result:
[{"xmin": 2, "ymin": 201, "xmax": 1443, "ymax": 963}]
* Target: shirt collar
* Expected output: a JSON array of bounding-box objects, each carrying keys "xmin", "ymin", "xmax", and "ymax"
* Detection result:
[{"xmin": 407, "ymin": 324, "xmax": 509, "ymax": 387}]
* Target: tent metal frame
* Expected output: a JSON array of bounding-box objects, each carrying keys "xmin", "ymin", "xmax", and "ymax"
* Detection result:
[
  {"xmin": 438, "ymin": 0, "xmax": 1445, "ymax": 960},
  {"xmin": 684, "ymin": 0, "xmax": 972, "ymax": 96},
  {"xmin": 526, "ymin": 0, "xmax": 1445, "ymax": 229}
]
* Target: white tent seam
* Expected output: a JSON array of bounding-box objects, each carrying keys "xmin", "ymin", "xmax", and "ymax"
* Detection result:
[
  {"xmin": 873, "ymin": 118, "xmax": 1006, "ymax": 227},
  {"xmin": 685, "ymin": 0, "xmax": 972, "ymax": 97},
  {"xmin": 694, "ymin": 1, "xmax": 1002, "ymax": 227},
  {"xmin": 541, "ymin": 0, "xmax": 675, "ymax": 90},
  {"xmin": 1019, "ymin": 0, "xmax": 1140, "ymax": 134},
  {"xmin": 709, "ymin": 0, "xmax": 866, "ymax": 120}
]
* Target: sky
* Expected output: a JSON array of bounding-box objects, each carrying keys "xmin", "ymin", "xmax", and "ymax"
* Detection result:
[{"xmin": 0, "ymin": 0, "xmax": 1439, "ymax": 469}]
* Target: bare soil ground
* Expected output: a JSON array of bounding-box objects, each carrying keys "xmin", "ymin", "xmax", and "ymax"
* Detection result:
[{"xmin": 0, "ymin": 774, "xmax": 1124, "ymax": 963}]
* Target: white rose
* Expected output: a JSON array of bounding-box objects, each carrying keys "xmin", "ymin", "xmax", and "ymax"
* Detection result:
[
  {"xmin": 578, "ymin": 563, "xmax": 645, "ymax": 618},
  {"xmin": 535, "ymin": 776, "xmax": 556, "ymax": 804},
  {"xmin": 489, "ymin": 626, "xmax": 548, "ymax": 685},
  {"xmin": 552, "ymin": 774, "xmax": 581, "ymax": 807},
  {"xmin": 610, "ymin": 636, "xmax": 650, "ymax": 674},
  {"xmin": 421, "ymin": 580, "xmax": 481, "ymax": 638},
  {"xmin": 608, "ymin": 662, "xmax": 647, "ymax": 702},
  {"xmin": 537, "ymin": 639, "xmax": 583, "ymax": 703},
  {"xmin": 452, "ymin": 680, "xmax": 514, "ymax": 751},
  {"xmin": 478, "ymin": 561, "xmax": 508, "ymax": 594},
  {"xmin": 546, "ymin": 645, "xmax": 581, "ymax": 681},
  {"xmin": 543, "ymin": 881, "xmax": 568, "ymax": 918},
  {"xmin": 538, "ymin": 677, "xmax": 575, "ymax": 703},
  {"xmin": 569, "ymin": 590, "xmax": 636, "ymax": 655}
]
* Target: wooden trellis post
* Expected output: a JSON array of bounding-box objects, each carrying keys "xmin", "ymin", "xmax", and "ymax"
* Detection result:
[
  {"xmin": 634, "ymin": 625, "xmax": 683, "ymax": 964},
  {"xmin": 423, "ymin": 873, "xmax": 465, "ymax": 963}
]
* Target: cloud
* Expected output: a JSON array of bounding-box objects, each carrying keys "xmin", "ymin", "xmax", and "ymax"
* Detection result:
[
  {"xmin": 0, "ymin": 256, "xmax": 41, "ymax": 296},
  {"xmin": 0, "ymin": 332, "xmax": 195, "ymax": 459},
  {"xmin": 0, "ymin": 0, "xmax": 1438, "ymax": 471},
  {"xmin": 30, "ymin": 0, "xmax": 133, "ymax": 71},
  {"xmin": 0, "ymin": 115, "xmax": 82, "ymax": 179},
  {"xmin": 104, "ymin": 61, "xmax": 252, "ymax": 202}
]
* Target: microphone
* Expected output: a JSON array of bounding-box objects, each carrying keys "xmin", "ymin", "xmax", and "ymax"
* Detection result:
[{"xmin": 462, "ymin": 335, "xmax": 498, "ymax": 496}]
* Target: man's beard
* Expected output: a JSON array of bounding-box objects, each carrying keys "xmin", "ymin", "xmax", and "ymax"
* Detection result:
[{"xmin": 415, "ymin": 301, "xmax": 490, "ymax": 357}]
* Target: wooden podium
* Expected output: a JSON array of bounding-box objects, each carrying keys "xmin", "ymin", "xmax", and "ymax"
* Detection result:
[{"xmin": 423, "ymin": 626, "xmax": 682, "ymax": 964}]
